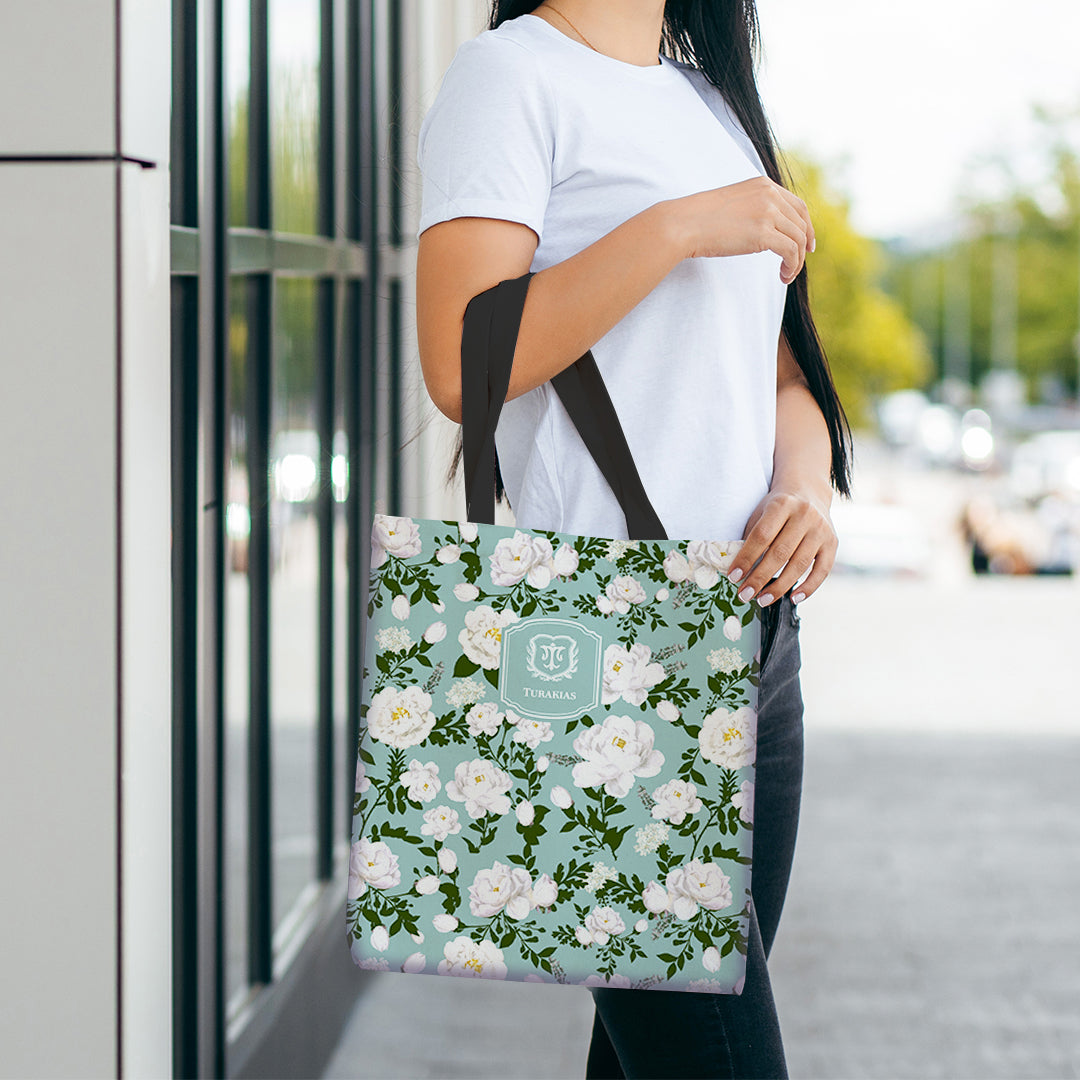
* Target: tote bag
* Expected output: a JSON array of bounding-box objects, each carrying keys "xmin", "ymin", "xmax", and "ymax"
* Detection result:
[{"xmin": 347, "ymin": 271, "xmax": 762, "ymax": 994}]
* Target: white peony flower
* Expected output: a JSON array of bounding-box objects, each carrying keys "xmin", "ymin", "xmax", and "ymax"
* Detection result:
[
  {"xmin": 655, "ymin": 699, "xmax": 680, "ymax": 723},
  {"xmin": 550, "ymin": 785, "xmax": 573, "ymax": 809},
  {"xmin": 432, "ymin": 913, "xmax": 458, "ymax": 933},
  {"xmin": 699, "ymin": 706, "xmax": 757, "ymax": 770},
  {"xmin": 402, "ymin": 952, "xmax": 427, "ymax": 973},
  {"xmin": 551, "ymin": 543, "xmax": 580, "ymax": 577},
  {"xmin": 370, "ymin": 516, "xmax": 421, "ymax": 569},
  {"xmin": 723, "ymin": 614, "xmax": 744, "ymax": 641},
  {"xmin": 465, "ymin": 701, "xmax": 505, "ymax": 738},
  {"xmin": 663, "ymin": 549, "xmax": 691, "ymax": 583},
  {"xmin": 437, "ymin": 847, "xmax": 458, "ymax": 874},
  {"xmin": 469, "ymin": 861, "xmax": 534, "ymax": 920},
  {"xmin": 531, "ymin": 874, "xmax": 558, "ymax": 909},
  {"xmin": 572, "ymin": 714, "xmax": 664, "ymax": 798},
  {"xmin": 650, "ymin": 779, "xmax": 703, "ymax": 825},
  {"xmin": 452, "ymin": 582, "xmax": 480, "ymax": 602},
  {"xmin": 511, "ymin": 713, "xmax": 555, "ymax": 750},
  {"xmin": 654, "ymin": 587, "xmax": 669, "ymax": 602},
  {"xmin": 355, "ymin": 759, "xmax": 371, "ymax": 794},
  {"xmin": 438, "ymin": 937, "xmax": 507, "ymax": 979},
  {"xmin": 515, "ymin": 800, "xmax": 535, "ymax": 827},
  {"xmin": 348, "ymin": 839, "xmax": 401, "ymax": 899},
  {"xmin": 583, "ymin": 973, "xmax": 633, "ymax": 988},
  {"xmin": 399, "ymin": 759, "xmax": 441, "ymax": 803},
  {"xmin": 436, "ymin": 544, "xmax": 461, "ymax": 564},
  {"xmin": 489, "ymin": 531, "xmax": 556, "ymax": 588},
  {"xmin": 686, "ymin": 541, "xmax": 738, "ymax": 589},
  {"xmin": 366, "ymin": 685, "xmax": 437, "ymax": 749},
  {"xmin": 423, "ymin": 621, "xmax": 447, "ymax": 644},
  {"xmin": 370, "ymin": 925, "xmax": 390, "ymax": 952},
  {"xmin": 642, "ymin": 880, "xmax": 670, "ymax": 914},
  {"xmin": 601, "ymin": 642, "xmax": 666, "ymax": 707},
  {"xmin": 634, "ymin": 918, "xmax": 649, "ymax": 933},
  {"xmin": 445, "ymin": 758, "xmax": 513, "ymax": 818},
  {"xmin": 415, "ymin": 875, "xmax": 441, "ymax": 895},
  {"xmin": 605, "ymin": 574, "xmax": 648, "ymax": 613},
  {"xmin": 458, "ymin": 521, "xmax": 479, "ymax": 543},
  {"xmin": 536, "ymin": 755, "xmax": 550, "ymax": 773},
  {"xmin": 584, "ymin": 906, "xmax": 626, "ymax": 946},
  {"xmin": 420, "ymin": 805, "xmax": 461, "ymax": 841},
  {"xmin": 731, "ymin": 779, "xmax": 755, "ymax": 825},
  {"xmin": 702, "ymin": 946, "xmax": 722, "ymax": 972},
  {"xmin": 458, "ymin": 604, "xmax": 520, "ymax": 669},
  {"xmin": 391, "ymin": 593, "xmax": 411, "ymax": 620},
  {"xmin": 665, "ymin": 859, "xmax": 733, "ymax": 919}
]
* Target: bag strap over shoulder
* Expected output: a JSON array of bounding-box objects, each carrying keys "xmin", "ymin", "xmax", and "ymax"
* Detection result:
[{"xmin": 461, "ymin": 270, "xmax": 667, "ymax": 540}]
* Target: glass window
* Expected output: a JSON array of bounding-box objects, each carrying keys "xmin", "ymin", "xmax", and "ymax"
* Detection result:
[
  {"xmin": 270, "ymin": 276, "xmax": 320, "ymax": 932},
  {"xmin": 270, "ymin": 0, "xmax": 321, "ymax": 236},
  {"xmin": 226, "ymin": 0, "xmax": 251, "ymax": 228},
  {"xmin": 224, "ymin": 278, "xmax": 252, "ymax": 1007}
]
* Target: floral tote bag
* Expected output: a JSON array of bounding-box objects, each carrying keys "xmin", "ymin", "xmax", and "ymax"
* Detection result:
[{"xmin": 347, "ymin": 272, "xmax": 762, "ymax": 994}]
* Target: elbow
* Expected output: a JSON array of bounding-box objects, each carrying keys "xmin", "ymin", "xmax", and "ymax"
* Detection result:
[{"xmin": 430, "ymin": 372, "xmax": 463, "ymax": 426}]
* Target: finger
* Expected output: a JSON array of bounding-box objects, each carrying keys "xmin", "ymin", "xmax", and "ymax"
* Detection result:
[
  {"xmin": 754, "ymin": 535, "xmax": 821, "ymax": 603},
  {"xmin": 790, "ymin": 542, "xmax": 838, "ymax": 603},
  {"xmin": 732, "ymin": 510, "xmax": 807, "ymax": 599},
  {"xmin": 769, "ymin": 227, "xmax": 802, "ymax": 283},
  {"xmin": 778, "ymin": 188, "xmax": 815, "ymax": 253},
  {"xmin": 771, "ymin": 209, "xmax": 807, "ymax": 279}
]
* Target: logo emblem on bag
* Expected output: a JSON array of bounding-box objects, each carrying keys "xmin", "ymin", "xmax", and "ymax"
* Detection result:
[
  {"xmin": 501, "ymin": 618, "xmax": 602, "ymax": 721},
  {"xmin": 525, "ymin": 634, "xmax": 578, "ymax": 681}
]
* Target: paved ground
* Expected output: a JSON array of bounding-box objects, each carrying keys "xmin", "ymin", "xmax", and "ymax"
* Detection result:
[{"xmin": 324, "ymin": 439, "xmax": 1080, "ymax": 1079}]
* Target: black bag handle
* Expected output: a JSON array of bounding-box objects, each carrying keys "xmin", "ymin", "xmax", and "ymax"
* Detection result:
[{"xmin": 461, "ymin": 271, "xmax": 667, "ymax": 540}]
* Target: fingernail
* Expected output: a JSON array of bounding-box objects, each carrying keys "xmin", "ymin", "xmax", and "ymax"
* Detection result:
[
  {"xmin": 757, "ymin": 593, "xmax": 774, "ymax": 607},
  {"xmin": 809, "ymin": 238, "xmax": 816, "ymax": 253},
  {"xmin": 727, "ymin": 567, "xmax": 743, "ymax": 583},
  {"xmin": 792, "ymin": 592, "xmax": 805, "ymax": 603},
  {"xmin": 738, "ymin": 585, "xmax": 754, "ymax": 603}
]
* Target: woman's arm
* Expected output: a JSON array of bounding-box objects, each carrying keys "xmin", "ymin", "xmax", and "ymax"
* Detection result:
[
  {"xmin": 722, "ymin": 331, "xmax": 839, "ymax": 605},
  {"xmin": 416, "ymin": 203, "xmax": 684, "ymax": 425},
  {"xmin": 416, "ymin": 177, "xmax": 814, "ymax": 426}
]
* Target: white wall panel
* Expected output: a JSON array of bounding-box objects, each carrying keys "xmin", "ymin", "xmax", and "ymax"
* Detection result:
[
  {"xmin": 0, "ymin": 0, "xmax": 115, "ymax": 155},
  {"xmin": 0, "ymin": 162, "xmax": 119, "ymax": 1077}
]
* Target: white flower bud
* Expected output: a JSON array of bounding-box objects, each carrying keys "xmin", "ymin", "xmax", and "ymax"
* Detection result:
[
  {"xmin": 432, "ymin": 913, "xmax": 458, "ymax": 933},
  {"xmin": 402, "ymin": 951, "xmax": 426, "ymax": 973},
  {"xmin": 423, "ymin": 621, "xmax": 447, "ymax": 643},
  {"xmin": 370, "ymin": 925, "xmax": 390, "ymax": 952},
  {"xmin": 391, "ymin": 593, "xmax": 410, "ymax": 620},
  {"xmin": 550, "ymin": 785, "xmax": 573, "ymax": 809},
  {"xmin": 515, "ymin": 800, "xmax": 535, "ymax": 826},
  {"xmin": 414, "ymin": 875, "xmax": 440, "ymax": 895},
  {"xmin": 437, "ymin": 847, "xmax": 458, "ymax": 873}
]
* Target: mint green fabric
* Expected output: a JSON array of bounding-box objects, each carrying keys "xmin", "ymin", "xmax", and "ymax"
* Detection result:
[{"xmin": 347, "ymin": 514, "xmax": 762, "ymax": 994}]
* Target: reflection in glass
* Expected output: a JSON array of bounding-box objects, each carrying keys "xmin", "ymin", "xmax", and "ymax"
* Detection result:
[
  {"xmin": 270, "ymin": 0, "xmax": 320, "ymax": 235},
  {"xmin": 271, "ymin": 277, "xmax": 320, "ymax": 934},
  {"xmin": 334, "ymin": 286, "xmax": 352, "ymax": 881},
  {"xmin": 224, "ymin": 278, "xmax": 251, "ymax": 1009},
  {"xmin": 225, "ymin": 0, "xmax": 251, "ymax": 227}
]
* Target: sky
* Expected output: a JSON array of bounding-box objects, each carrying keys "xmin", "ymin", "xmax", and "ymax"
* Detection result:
[{"xmin": 755, "ymin": 0, "xmax": 1080, "ymax": 241}]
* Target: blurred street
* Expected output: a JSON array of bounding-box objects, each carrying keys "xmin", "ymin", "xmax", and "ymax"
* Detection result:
[{"xmin": 323, "ymin": 434, "xmax": 1080, "ymax": 1079}]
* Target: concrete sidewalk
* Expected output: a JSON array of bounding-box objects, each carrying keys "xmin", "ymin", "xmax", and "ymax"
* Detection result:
[{"xmin": 325, "ymin": 727, "xmax": 1080, "ymax": 1079}]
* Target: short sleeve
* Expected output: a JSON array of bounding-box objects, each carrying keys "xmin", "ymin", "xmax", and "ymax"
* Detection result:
[{"xmin": 415, "ymin": 35, "xmax": 556, "ymax": 244}]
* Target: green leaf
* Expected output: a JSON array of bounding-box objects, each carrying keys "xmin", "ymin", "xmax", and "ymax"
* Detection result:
[
  {"xmin": 484, "ymin": 666, "xmax": 500, "ymax": 689},
  {"xmin": 453, "ymin": 654, "xmax": 479, "ymax": 677}
]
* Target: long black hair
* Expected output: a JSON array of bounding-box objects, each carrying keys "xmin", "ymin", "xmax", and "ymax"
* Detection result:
[{"xmin": 444, "ymin": 0, "xmax": 854, "ymax": 505}]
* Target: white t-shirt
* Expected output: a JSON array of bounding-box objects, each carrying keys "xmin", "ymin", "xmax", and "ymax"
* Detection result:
[{"xmin": 416, "ymin": 11, "xmax": 788, "ymax": 542}]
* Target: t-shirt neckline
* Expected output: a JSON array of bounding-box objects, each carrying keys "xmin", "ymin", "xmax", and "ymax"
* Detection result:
[{"xmin": 519, "ymin": 13, "xmax": 680, "ymax": 78}]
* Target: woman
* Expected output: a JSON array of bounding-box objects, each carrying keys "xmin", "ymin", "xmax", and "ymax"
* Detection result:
[{"xmin": 414, "ymin": 1, "xmax": 852, "ymax": 1076}]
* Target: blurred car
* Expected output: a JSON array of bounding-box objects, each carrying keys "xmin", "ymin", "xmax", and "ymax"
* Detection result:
[
  {"xmin": 829, "ymin": 501, "xmax": 933, "ymax": 576},
  {"xmin": 1007, "ymin": 429, "xmax": 1080, "ymax": 502}
]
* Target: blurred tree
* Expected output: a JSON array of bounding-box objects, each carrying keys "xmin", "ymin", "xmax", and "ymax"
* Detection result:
[
  {"xmin": 788, "ymin": 154, "xmax": 933, "ymax": 429},
  {"xmin": 884, "ymin": 102, "xmax": 1080, "ymax": 404}
]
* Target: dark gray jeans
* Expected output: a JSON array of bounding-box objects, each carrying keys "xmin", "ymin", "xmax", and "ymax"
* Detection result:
[{"xmin": 586, "ymin": 591, "xmax": 805, "ymax": 1079}]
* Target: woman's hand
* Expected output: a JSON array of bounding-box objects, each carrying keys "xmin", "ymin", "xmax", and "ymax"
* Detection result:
[
  {"xmin": 666, "ymin": 177, "xmax": 816, "ymax": 285},
  {"xmin": 725, "ymin": 485, "xmax": 838, "ymax": 606}
]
